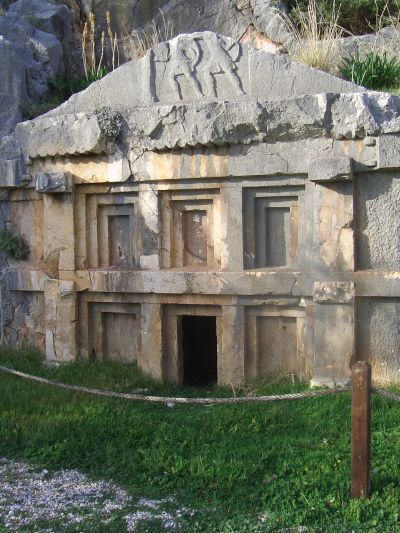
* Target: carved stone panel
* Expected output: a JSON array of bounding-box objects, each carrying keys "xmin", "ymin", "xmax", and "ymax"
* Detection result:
[
  {"xmin": 150, "ymin": 33, "xmax": 248, "ymax": 103},
  {"xmin": 102, "ymin": 312, "xmax": 138, "ymax": 362},
  {"xmin": 245, "ymin": 306, "xmax": 307, "ymax": 379},
  {"xmin": 86, "ymin": 301, "xmax": 140, "ymax": 362},
  {"xmin": 182, "ymin": 209, "xmax": 208, "ymax": 266},
  {"xmin": 108, "ymin": 214, "xmax": 131, "ymax": 267}
]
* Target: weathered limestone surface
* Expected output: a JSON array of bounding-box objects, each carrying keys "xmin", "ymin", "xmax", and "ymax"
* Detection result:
[
  {"xmin": 1, "ymin": 32, "xmax": 400, "ymax": 385},
  {"xmin": 77, "ymin": 0, "xmax": 291, "ymax": 50},
  {"xmin": 0, "ymin": 0, "xmax": 76, "ymax": 137}
]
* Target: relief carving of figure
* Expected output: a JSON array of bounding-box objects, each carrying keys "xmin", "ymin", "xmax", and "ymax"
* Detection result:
[
  {"xmin": 168, "ymin": 38, "xmax": 204, "ymax": 99},
  {"xmin": 155, "ymin": 34, "xmax": 246, "ymax": 100},
  {"xmin": 200, "ymin": 33, "xmax": 245, "ymax": 97}
]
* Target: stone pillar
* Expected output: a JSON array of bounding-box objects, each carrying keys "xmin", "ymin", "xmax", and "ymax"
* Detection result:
[
  {"xmin": 38, "ymin": 172, "xmax": 77, "ymax": 362},
  {"xmin": 138, "ymin": 187, "xmax": 160, "ymax": 270},
  {"xmin": 39, "ymin": 173, "xmax": 75, "ymax": 273},
  {"xmin": 309, "ymin": 157, "xmax": 354, "ymax": 272},
  {"xmin": 44, "ymin": 280, "xmax": 77, "ymax": 362},
  {"xmin": 219, "ymin": 304, "xmax": 245, "ymax": 384},
  {"xmin": 220, "ymin": 186, "xmax": 243, "ymax": 271},
  {"xmin": 140, "ymin": 302, "xmax": 163, "ymax": 380},
  {"xmin": 311, "ymin": 281, "xmax": 355, "ymax": 386}
]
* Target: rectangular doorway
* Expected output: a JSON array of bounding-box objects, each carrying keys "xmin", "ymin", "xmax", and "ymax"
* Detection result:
[{"xmin": 181, "ymin": 316, "xmax": 217, "ymax": 386}]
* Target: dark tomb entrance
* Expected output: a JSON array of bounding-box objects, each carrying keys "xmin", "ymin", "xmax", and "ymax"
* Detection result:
[{"xmin": 181, "ymin": 316, "xmax": 217, "ymax": 386}]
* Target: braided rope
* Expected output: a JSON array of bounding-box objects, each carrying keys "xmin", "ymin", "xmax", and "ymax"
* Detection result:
[
  {"xmin": 0, "ymin": 365, "xmax": 351, "ymax": 405},
  {"xmin": 372, "ymin": 387, "xmax": 400, "ymax": 402}
]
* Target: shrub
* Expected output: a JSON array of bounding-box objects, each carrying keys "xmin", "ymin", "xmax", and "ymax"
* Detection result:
[
  {"xmin": 0, "ymin": 229, "xmax": 30, "ymax": 261},
  {"xmin": 288, "ymin": 0, "xmax": 400, "ymax": 35},
  {"xmin": 340, "ymin": 51, "xmax": 400, "ymax": 89}
]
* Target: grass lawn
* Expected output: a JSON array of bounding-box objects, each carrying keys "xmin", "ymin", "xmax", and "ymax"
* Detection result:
[{"xmin": 0, "ymin": 347, "xmax": 399, "ymax": 532}]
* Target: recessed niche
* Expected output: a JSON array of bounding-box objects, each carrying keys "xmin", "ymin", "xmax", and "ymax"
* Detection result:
[
  {"xmin": 81, "ymin": 300, "xmax": 140, "ymax": 362},
  {"xmin": 243, "ymin": 188, "xmax": 300, "ymax": 269},
  {"xmin": 161, "ymin": 190, "xmax": 220, "ymax": 269},
  {"xmin": 76, "ymin": 191, "xmax": 139, "ymax": 269},
  {"xmin": 245, "ymin": 306, "xmax": 306, "ymax": 379}
]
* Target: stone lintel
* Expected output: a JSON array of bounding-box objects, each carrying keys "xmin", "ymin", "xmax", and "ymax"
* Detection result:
[
  {"xmin": 309, "ymin": 157, "xmax": 353, "ymax": 183},
  {"xmin": 8, "ymin": 269, "xmax": 400, "ymax": 298},
  {"xmin": 313, "ymin": 281, "xmax": 355, "ymax": 304},
  {"xmin": 35, "ymin": 171, "xmax": 72, "ymax": 194}
]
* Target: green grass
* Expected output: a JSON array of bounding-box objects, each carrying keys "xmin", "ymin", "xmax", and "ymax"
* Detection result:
[
  {"xmin": 0, "ymin": 347, "xmax": 400, "ymax": 532},
  {"xmin": 340, "ymin": 52, "xmax": 400, "ymax": 90}
]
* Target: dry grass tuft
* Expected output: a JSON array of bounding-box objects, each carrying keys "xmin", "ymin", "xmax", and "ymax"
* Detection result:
[
  {"xmin": 81, "ymin": 10, "xmax": 120, "ymax": 81},
  {"xmin": 122, "ymin": 11, "xmax": 174, "ymax": 61},
  {"xmin": 281, "ymin": 0, "xmax": 344, "ymax": 73}
]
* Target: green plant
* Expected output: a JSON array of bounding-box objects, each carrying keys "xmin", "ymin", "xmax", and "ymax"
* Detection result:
[
  {"xmin": 0, "ymin": 229, "xmax": 30, "ymax": 261},
  {"xmin": 288, "ymin": 0, "xmax": 400, "ymax": 35},
  {"xmin": 0, "ymin": 8, "xmax": 6, "ymax": 16},
  {"xmin": 22, "ymin": 72, "xmax": 107, "ymax": 120},
  {"xmin": 86, "ymin": 65, "xmax": 108, "ymax": 83},
  {"xmin": 340, "ymin": 51, "xmax": 400, "ymax": 89}
]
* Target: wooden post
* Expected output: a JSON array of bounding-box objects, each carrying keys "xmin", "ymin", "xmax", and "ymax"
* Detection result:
[{"xmin": 351, "ymin": 361, "xmax": 371, "ymax": 498}]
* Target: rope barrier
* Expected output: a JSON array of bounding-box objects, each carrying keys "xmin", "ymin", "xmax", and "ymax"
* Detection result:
[
  {"xmin": 0, "ymin": 364, "xmax": 351, "ymax": 405},
  {"xmin": 372, "ymin": 387, "xmax": 400, "ymax": 402}
]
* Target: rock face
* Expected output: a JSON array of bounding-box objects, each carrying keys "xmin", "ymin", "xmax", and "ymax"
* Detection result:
[
  {"xmin": 2, "ymin": 32, "xmax": 400, "ymax": 386},
  {"xmin": 0, "ymin": 0, "xmax": 77, "ymax": 138},
  {"xmin": 80, "ymin": 0, "xmax": 291, "ymax": 51}
]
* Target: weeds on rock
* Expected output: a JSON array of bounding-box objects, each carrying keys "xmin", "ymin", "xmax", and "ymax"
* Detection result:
[
  {"xmin": 340, "ymin": 50, "xmax": 400, "ymax": 89},
  {"xmin": 22, "ymin": 73, "xmax": 96, "ymax": 120},
  {"xmin": 95, "ymin": 107, "xmax": 122, "ymax": 141},
  {"xmin": 0, "ymin": 229, "xmax": 30, "ymax": 261}
]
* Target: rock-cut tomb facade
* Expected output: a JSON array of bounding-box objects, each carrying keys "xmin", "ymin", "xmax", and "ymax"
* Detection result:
[{"xmin": 1, "ymin": 31, "xmax": 400, "ymax": 386}]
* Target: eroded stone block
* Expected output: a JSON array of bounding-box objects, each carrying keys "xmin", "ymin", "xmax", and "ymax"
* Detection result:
[
  {"xmin": 377, "ymin": 133, "xmax": 400, "ymax": 169},
  {"xmin": 35, "ymin": 171, "xmax": 72, "ymax": 193},
  {"xmin": 313, "ymin": 282, "xmax": 355, "ymax": 304},
  {"xmin": 309, "ymin": 157, "xmax": 353, "ymax": 182}
]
